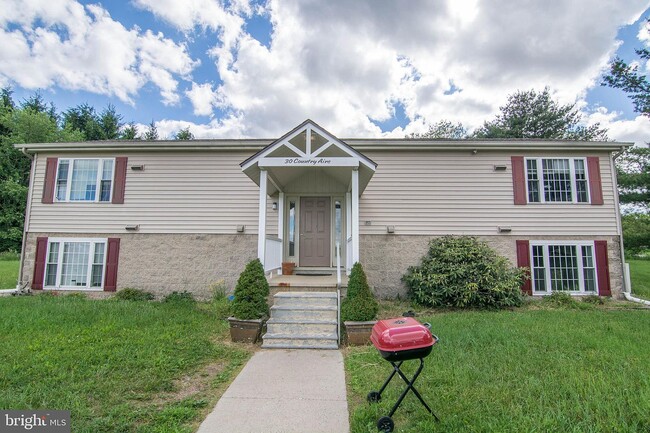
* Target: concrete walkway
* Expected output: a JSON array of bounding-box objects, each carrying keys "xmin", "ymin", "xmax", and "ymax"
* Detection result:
[{"xmin": 197, "ymin": 350, "xmax": 350, "ymax": 433}]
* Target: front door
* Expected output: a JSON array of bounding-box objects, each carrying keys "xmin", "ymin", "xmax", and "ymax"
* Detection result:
[{"xmin": 299, "ymin": 197, "xmax": 330, "ymax": 266}]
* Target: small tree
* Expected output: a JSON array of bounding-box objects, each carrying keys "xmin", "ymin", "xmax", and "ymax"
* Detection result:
[
  {"xmin": 341, "ymin": 262, "xmax": 378, "ymax": 321},
  {"xmin": 231, "ymin": 259, "xmax": 269, "ymax": 320},
  {"xmin": 143, "ymin": 120, "xmax": 159, "ymax": 141},
  {"xmin": 174, "ymin": 126, "xmax": 194, "ymax": 140},
  {"xmin": 403, "ymin": 236, "xmax": 526, "ymax": 309}
]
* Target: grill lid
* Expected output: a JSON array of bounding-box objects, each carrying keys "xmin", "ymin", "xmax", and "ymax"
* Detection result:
[{"xmin": 371, "ymin": 317, "xmax": 436, "ymax": 352}]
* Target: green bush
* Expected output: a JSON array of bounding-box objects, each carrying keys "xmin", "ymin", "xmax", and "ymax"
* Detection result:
[
  {"xmin": 231, "ymin": 259, "xmax": 269, "ymax": 320},
  {"xmin": 541, "ymin": 292, "xmax": 593, "ymax": 310},
  {"xmin": 163, "ymin": 291, "xmax": 196, "ymax": 304},
  {"xmin": 341, "ymin": 262, "xmax": 378, "ymax": 322},
  {"xmin": 114, "ymin": 288, "xmax": 155, "ymax": 301},
  {"xmin": 403, "ymin": 236, "xmax": 526, "ymax": 309},
  {"xmin": 210, "ymin": 280, "xmax": 231, "ymax": 319},
  {"xmin": 582, "ymin": 294, "xmax": 605, "ymax": 305},
  {"xmin": 0, "ymin": 251, "xmax": 19, "ymax": 261}
]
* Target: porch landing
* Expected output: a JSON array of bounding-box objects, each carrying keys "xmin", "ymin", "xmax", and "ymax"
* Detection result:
[{"xmin": 267, "ymin": 273, "xmax": 348, "ymax": 290}]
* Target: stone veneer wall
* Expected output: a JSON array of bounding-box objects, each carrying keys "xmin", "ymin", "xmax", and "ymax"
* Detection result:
[
  {"xmin": 21, "ymin": 232, "xmax": 258, "ymax": 299},
  {"xmin": 360, "ymin": 234, "xmax": 623, "ymax": 299},
  {"xmin": 21, "ymin": 232, "xmax": 623, "ymax": 300}
]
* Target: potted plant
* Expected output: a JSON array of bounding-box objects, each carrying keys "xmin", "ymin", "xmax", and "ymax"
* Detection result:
[
  {"xmin": 228, "ymin": 259, "xmax": 269, "ymax": 343},
  {"xmin": 342, "ymin": 262, "xmax": 379, "ymax": 345}
]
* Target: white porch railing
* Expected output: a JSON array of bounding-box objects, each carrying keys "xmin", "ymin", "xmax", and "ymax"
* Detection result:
[
  {"xmin": 346, "ymin": 236, "xmax": 353, "ymax": 272},
  {"xmin": 335, "ymin": 241, "xmax": 342, "ymax": 345},
  {"xmin": 264, "ymin": 236, "xmax": 282, "ymax": 272}
]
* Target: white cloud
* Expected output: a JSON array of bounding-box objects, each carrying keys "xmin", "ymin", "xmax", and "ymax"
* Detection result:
[
  {"xmin": 193, "ymin": 0, "xmax": 650, "ymax": 137},
  {"xmin": 587, "ymin": 107, "xmax": 650, "ymax": 146},
  {"xmin": 0, "ymin": 0, "xmax": 198, "ymax": 105},
  {"xmin": 185, "ymin": 82, "xmax": 221, "ymax": 116},
  {"xmin": 4, "ymin": 0, "xmax": 650, "ymax": 139},
  {"xmin": 143, "ymin": 117, "xmax": 248, "ymax": 140}
]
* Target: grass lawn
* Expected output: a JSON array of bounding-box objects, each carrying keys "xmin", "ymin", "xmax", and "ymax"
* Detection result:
[
  {"xmin": 629, "ymin": 258, "xmax": 650, "ymax": 301},
  {"xmin": 0, "ymin": 260, "xmax": 19, "ymax": 290},
  {"xmin": 0, "ymin": 295, "xmax": 252, "ymax": 433},
  {"xmin": 346, "ymin": 307, "xmax": 650, "ymax": 433}
]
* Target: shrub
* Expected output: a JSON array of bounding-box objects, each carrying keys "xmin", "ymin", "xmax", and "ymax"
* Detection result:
[
  {"xmin": 541, "ymin": 292, "xmax": 593, "ymax": 310},
  {"xmin": 403, "ymin": 236, "xmax": 526, "ymax": 309},
  {"xmin": 231, "ymin": 259, "xmax": 269, "ymax": 320},
  {"xmin": 114, "ymin": 288, "xmax": 155, "ymax": 301},
  {"xmin": 582, "ymin": 295, "xmax": 605, "ymax": 305},
  {"xmin": 163, "ymin": 291, "xmax": 196, "ymax": 304},
  {"xmin": 210, "ymin": 280, "xmax": 232, "ymax": 319},
  {"xmin": 0, "ymin": 251, "xmax": 19, "ymax": 261},
  {"xmin": 341, "ymin": 262, "xmax": 378, "ymax": 322}
]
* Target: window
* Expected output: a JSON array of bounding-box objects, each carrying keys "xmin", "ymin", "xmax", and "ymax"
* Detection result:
[
  {"xmin": 526, "ymin": 158, "xmax": 589, "ymax": 203},
  {"xmin": 44, "ymin": 239, "xmax": 107, "ymax": 289},
  {"xmin": 530, "ymin": 242, "xmax": 597, "ymax": 294},
  {"xmin": 288, "ymin": 201, "xmax": 296, "ymax": 257},
  {"xmin": 55, "ymin": 159, "xmax": 114, "ymax": 202}
]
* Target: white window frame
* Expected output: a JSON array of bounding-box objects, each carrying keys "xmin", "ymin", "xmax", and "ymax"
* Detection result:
[
  {"xmin": 530, "ymin": 240, "xmax": 599, "ymax": 295},
  {"xmin": 525, "ymin": 157, "xmax": 590, "ymax": 204},
  {"xmin": 43, "ymin": 237, "xmax": 108, "ymax": 291},
  {"xmin": 54, "ymin": 158, "xmax": 115, "ymax": 203}
]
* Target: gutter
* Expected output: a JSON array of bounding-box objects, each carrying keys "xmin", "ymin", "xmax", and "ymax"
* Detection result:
[
  {"xmin": 611, "ymin": 150, "xmax": 649, "ymax": 306},
  {"xmin": 15, "ymin": 149, "xmax": 36, "ymax": 293}
]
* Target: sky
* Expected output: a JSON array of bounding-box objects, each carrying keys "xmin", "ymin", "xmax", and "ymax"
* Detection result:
[{"xmin": 1, "ymin": 0, "xmax": 650, "ymax": 145}]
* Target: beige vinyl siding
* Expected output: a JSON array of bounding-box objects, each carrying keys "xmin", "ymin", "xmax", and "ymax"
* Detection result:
[
  {"xmin": 27, "ymin": 148, "xmax": 620, "ymax": 237},
  {"xmin": 29, "ymin": 151, "xmax": 263, "ymax": 234},
  {"xmin": 358, "ymin": 149, "xmax": 619, "ymax": 236}
]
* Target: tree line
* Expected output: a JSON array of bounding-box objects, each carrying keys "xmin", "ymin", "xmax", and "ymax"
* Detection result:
[{"xmin": 0, "ymin": 39, "xmax": 648, "ymax": 254}]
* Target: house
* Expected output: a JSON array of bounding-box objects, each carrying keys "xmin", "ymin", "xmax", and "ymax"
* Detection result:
[{"xmin": 14, "ymin": 119, "xmax": 630, "ymax": 301}]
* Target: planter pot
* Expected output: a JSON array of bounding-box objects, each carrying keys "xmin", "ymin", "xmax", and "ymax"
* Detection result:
[
  {"xmin": 282, "ymin": 262, "xmax": 295, "ymax": 275},
  {"xmin": 228, "ymin": 317, "xmax": 264, "ymax": 343},
  {"xmin": 344, "ymin": 320, "xmax": 377, "ymax": 346}
]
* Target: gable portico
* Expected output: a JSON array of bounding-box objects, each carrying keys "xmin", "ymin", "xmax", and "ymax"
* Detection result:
[{"xmin": 241, "ymin": 120, "xmax": 377, "ymax": 274}]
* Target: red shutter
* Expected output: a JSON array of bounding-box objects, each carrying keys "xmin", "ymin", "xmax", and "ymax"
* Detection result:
[
  {"xmin": 516, "ymin": 240, "xmax": 532, "ymax": 295},
  {"xmin": 511, "ymin": 156, "xmax": 527, "ymax": 205},
  {"xmin": 42, "ymin": 158, "xmax": 58, "ymax": 204},
  {"xmin": 104, "ymin": 238, "xmax": 121, "ymax": 292},
  {"xmin": 112, "ymin": 157, "xmax": 128, "ymax": 204},
  {"xmin": 587, "ymin": 157, "xmax": 603, "ymax": 205},
  {"xmin": 594, "ymin": 240, "xmax": 611, "ymax": 296},
  {"xmin": 32, "ymin": 237, "xmax": 48, "ymax": 289}
]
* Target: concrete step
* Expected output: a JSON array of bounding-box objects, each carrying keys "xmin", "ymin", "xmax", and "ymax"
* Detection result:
[
  {"xmin": 262, "ymin": 333, "xmax": 338, "ymax": 350},
  {"xmin": 273, "ymin": 291, "xmax": 338, "ymax": 308},
  {"xmin": 270, "ymin": 305, "xmax": 337, "ymax": 321},
  {"xmin": 266, "ymin": 319, "xmax": 338, "ymax": 335}
]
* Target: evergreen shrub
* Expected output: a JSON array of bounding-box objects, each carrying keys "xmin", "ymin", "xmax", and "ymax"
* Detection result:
[
  {"xmin": 231, "ymin": 259, "xmax": 269, "ymax": 320},
  {"xmin": 403, "ymin": 236, "xmax": 526, "ymax": 309}
]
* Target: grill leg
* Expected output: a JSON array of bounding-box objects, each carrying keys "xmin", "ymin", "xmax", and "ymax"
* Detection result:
[
  {"xmin": 393, "ymin": 358, "xmax": 439, "ymax": 421},
  {"xmin": 376, "ymin": 361, "xmax": 403, "ymax": 397},
  {"xmin": 383, "ymin": 359, "xmax": 439, "ymax": 421}
]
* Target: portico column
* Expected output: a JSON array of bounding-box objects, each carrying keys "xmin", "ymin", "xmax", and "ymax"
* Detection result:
[
  {"xmin": 258, "ymin": 169, "xmax": 267, "ymax": 263},
  {"xmin": 351, "ymin": 168, "xmax": 360, "ymax": 264},
  {"xmin": 277, "ymin": 192, "xmax": 284, "ymax": 274}
]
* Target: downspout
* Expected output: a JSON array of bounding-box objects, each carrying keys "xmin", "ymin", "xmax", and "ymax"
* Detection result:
[
  {"xmin": 16, "ymin": 148, "xmax": 35, "ymax": 292},
  {"xmin": 611, "ymin": 149, "xmax": 649, "ymax": 306}
]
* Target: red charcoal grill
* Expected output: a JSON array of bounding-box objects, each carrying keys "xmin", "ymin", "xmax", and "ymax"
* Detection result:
[{"xmin": 368, "ymin": 317, "xmax": 439, "ymax": 432}]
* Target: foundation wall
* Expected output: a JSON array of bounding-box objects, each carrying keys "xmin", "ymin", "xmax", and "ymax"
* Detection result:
[
  {"xmin": 360, "ymin": 234, "xmax": 623, "ymax": 299},
  {"xmin": 22, "ymin": 232, "xmax": 623, "ymax": 300},
  {"xmin": 22, "ymin": 232, "xmax": 258, "ymax": 299}
]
